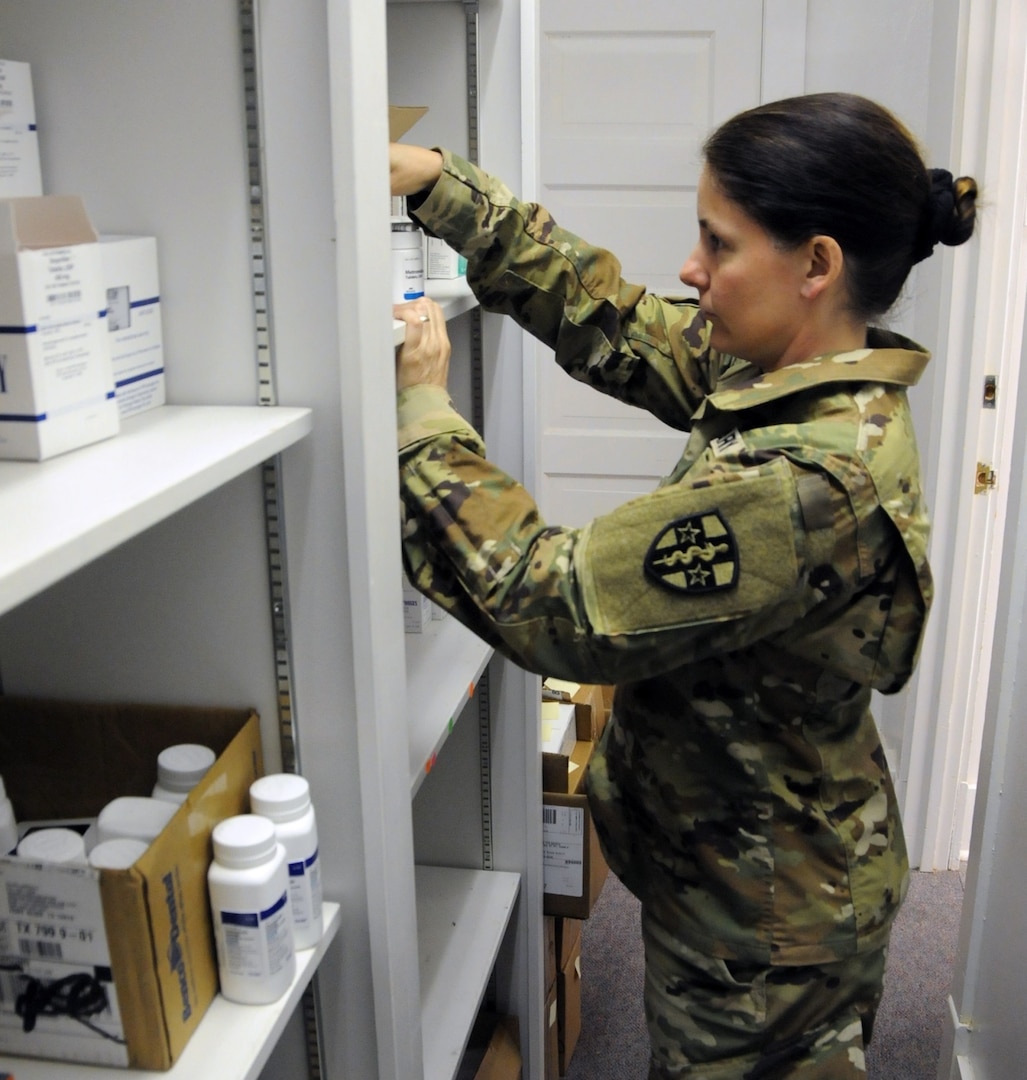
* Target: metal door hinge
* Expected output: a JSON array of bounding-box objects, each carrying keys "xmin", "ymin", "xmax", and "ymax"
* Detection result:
[{"xmin": 975, "ymin": 462, "xmax": 997, "ymax": 494}]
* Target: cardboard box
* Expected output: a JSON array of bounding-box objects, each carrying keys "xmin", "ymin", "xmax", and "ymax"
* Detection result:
[
  {"xmin": 542, "ymin": 703, "xmax": 594, "ymax": 796},
  {"xmin": 0, "ymin": 697, "xmax": 263, "ymax": 1069},
  {"xmin": 389, "ymin": 105, "xmax": 428, "ymax": 142},
  {"xmin": 541, "ymin": 701, "xmax": 578, "ymax": 759},
  {"xmin": 0, "ymin": 195, "xmax": 119, "ymax": 460},
  {"xmin": 403, "ymin": 575, "xmax": 432, "ymax": 633},
  {"xmin": 544, "ymin": 982, "xmax": 559, "ymax": 1080},
  {"xmin": 544, "ymin": 916, "xmax": 557, "ymax": 995},
  {"xmin": 542, "ymin": 791, "xmax": 609, "ymax": 919},
  {"xmin": 100, "ymin": 235, "xmax": 165, "ymax": 418},
  {"xmin": 557, "ymin": 929, "xmax": 582, "ymax": 1076},
  {"xmin": 455, "ymin": 1013, "xmax": 521, "ymax": 1080},
  {"xmin": 426, "ymin": 235, "xmax": 466, "ymax": 280},
  {"xmin": 555, "ymin": 917, "xmax": 581, "ymax": 971},
  {"xmin": 0, "ymin": 60, "xmax": 43, "ymax": 198}
]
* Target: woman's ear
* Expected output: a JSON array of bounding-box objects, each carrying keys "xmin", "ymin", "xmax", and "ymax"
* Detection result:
[{"xmin": 800, "ymin": 235, "xmax": 845, "ymax": 300}]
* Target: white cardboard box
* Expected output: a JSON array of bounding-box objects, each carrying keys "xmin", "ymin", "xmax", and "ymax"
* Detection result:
[
  {"xmin": 426, "ymin": 235, "xmax": 466, "ymax": 280},
  {"xmin": 100, "ymin": 235, "xmax": 166, "ymax": 418},
  {"xmin": 0, "ymin": 195, "xmax": 119, "ymax": 460},
  {"xmin": 0, "ymin": 59, "xmax": 44, "ymax": 198},
  {"xmin": 402, "ymin": 576, "xmax": 432, "ymax": 633}
]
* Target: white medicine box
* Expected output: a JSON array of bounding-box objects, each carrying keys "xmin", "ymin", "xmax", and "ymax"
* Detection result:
[
  {"xmin": 0, "ymin": 59, "xmax": 44, "ymax": 198},
  {"xmin": 100, "ymin": 235, "xmax": 166, "ymax": 418},
  {"xmin": 0, "ymin": 195, "xmax": 119, "ymax": 461}
]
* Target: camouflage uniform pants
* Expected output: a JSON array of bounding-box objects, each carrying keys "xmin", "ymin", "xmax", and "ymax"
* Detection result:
[{"xmin": 641, "ymin": 909, "xmax": 888, "ymax": 1079}]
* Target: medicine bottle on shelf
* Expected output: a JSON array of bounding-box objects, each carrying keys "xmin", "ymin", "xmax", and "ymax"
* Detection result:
[
  {"xmin": 17, "ymin": 827, "xmax": 87, "ymax": 864},
  {"xmin": 152, "ymin": 743, "xmax": 216, "ymax": 804},
  {"xmin": 391, "ymin": 217, "xmax": 425, "ymax": 303},
  {"xmin": 88, "ymin": 837, "xmax": 149, "ymax": 869},
  {"xmin": 249, "ymin": 773, "xmax": 323, "ymax": 950},
  {"xmin": 0, "ymin": 775, "xmax": 16, "ymax": 855},
  {"xmin": 208, "ymin": 814, "xmax": 296, "ymax": 1004},
  {"xmin": 96, "ymin": 795, "xmax": 176, "ymax": 845}
]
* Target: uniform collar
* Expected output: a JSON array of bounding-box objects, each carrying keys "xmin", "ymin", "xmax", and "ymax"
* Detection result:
[{"xmin": 705, "ymin": 328, "xmax": 930, "ymax": 413}]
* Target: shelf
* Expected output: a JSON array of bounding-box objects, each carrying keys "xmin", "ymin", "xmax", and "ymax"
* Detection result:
[
  {"xmin": 416, "ymin": 866, "xmax": 520, "ymax": 1080},
  {"xmin": 0, "ymin": 901, "xmax": 340, "ymax": 1080},
  {"xmin": 0, "ymin": 405, "xmax": 314, "ymax": 617},
  {"xmin": 406, "ymin": 615, "xmax": 494, "ymax": 795},
  {"xmin": 392, "ymin": 277, "xmax": 477, "ymax": 346}
]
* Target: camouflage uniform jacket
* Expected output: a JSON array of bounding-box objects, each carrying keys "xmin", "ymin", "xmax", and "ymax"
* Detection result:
[{"xmin": 399, "ymin": 150, "xmax": 927, "ymax": 965}]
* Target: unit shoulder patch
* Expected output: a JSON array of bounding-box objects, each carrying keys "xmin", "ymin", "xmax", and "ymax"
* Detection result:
[{"xmin": 643, "ymin": 511, "xmax": 739, "ymax": 595}]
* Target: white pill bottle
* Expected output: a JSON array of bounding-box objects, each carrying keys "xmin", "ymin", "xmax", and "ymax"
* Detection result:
[
  {"xmin": 0, "ymin": 775, "xmax": 17, "ymax": 855},
  {"xmin": 208, "ymin": 814, "xmax": 296, "ymax": 1004},
  {"xmin": 152, "ymin": 743, "xmax": 216, "ymax": 804},
  {"xmin": 249, "ymin": 774, "xmax": 323, "ymax": 950},
  {"xmin": 390, "ymin": 217, "xmax": 425, "ymax": 303}
]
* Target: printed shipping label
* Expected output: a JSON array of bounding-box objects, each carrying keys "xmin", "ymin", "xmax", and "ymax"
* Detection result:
[
  {"xmin": 542, "ymin": 804, "xmax": 585, "ymax": 897},
  {"xmin": 0, "ymin": 857, "xmax": 127, "ymax": 1064}
]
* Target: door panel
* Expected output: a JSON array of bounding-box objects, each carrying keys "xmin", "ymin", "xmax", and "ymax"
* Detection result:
[{"xmin": 536, "ymin": 1, "xmax": 773, "ymax": 526}]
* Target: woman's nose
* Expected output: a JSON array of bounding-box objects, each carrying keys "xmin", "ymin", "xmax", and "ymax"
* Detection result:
[{"xmin": 679, "ymin": 250, "xmax": 707, "ymax": 291}]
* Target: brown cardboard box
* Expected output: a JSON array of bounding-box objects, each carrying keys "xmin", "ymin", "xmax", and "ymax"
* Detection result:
[
  {"xmin": 557, "ymin": 930, "xmax": 582, "ymax": 1076},
  {"xmin": 544, "ymin": 915, "xmax": 558, "ymax": 995},
  {"xmin": 542, "ymin": 690, "xmax": 610, "ymax": 919},
  {"xmin": 541, "ymin": 702, "xmax": 594, "ymax": 796},
  {"xmin": 0, "ymin": 697, "xmax": 262, "ymax": 1069},
  {"xmin": 544, "ymin": 981, "xmax": 560, "ymax": 1080},
  {"xmin": 389, "ymin": 105, "xmax": 428, "ymax": 141},
  {"xmin": 456, "ymin": 1013, "xmax": 522, "ymax": 1080},
  {"xmin": 542, "ymin": 789, "xmax": 609, "ymax": 919},
  {"xmin": 556, "ymin": 917, "xmax": 582, "ymax": 971}
]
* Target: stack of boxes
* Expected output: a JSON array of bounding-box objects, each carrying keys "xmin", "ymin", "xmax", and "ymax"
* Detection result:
[
  {"xmin": 541, "ymin": 680, "xmax": 611, "ymax": 1077},
  {"xmin": 0, "ymin": 57, "xmax": 164, "ymax": 463}
]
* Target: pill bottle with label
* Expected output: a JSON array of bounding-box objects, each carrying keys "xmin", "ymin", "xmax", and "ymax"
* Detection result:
[
  {"xmin": 0, "ymin": 775, "xmax": 16, "ymax": 855},
  {"xmin": 249, "ymin": 773, "xmax": 323, "ymax": 950},
  {"xmin": 152, "ymin": 743, "xmax": 216, "ymax": 804},
  {"xmin": 89, "ymin": 837, "xmax": 149, "ymax": 869},
  {"xmin": 391, "ymin": 217, "xmax": 425, "ymax": 303},
  {"xmin": 17, "ymin": 827, "xmax": 87, "ymax": 864},
  {"xmin": 96, "ymin": 795, "xmax": 176, "ymax": 845},
  {"xmin": 208, "ymin": 814, "xmax": 296, "ymax": 1004}
]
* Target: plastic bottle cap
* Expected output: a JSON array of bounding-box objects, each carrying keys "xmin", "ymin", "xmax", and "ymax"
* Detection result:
[
  {"xmin": 212, "ymin": 814, "xmax": 278, "ymax": 868},
  {"xmin": 157, "ymin": 743, "xmax": 216, "ymax": 792},
  {"xmin": 17, "ymin": 827, "xmax": 87, "ymax": 864},
  {"xmin": 249, "ymin": 773, "xmax": 311, "ymax": 822},
  {"xmin": 89, "ymin": 837, "xmax": 149, "ymax": 869}
]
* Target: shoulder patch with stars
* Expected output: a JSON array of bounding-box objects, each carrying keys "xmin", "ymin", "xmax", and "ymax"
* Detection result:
[{"xmin": 643, "ymin": 512, "xmax": 739, "ymax": 594}]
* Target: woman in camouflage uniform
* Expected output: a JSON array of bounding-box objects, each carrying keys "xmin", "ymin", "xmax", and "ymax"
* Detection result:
[{"xmin": 390, "ymin": 93, "xmax": 977, "ymax": 1079}]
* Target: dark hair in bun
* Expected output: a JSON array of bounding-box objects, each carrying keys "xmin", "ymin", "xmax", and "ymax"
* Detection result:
[{"xmin": 703, "ymin": 92, "xmax": 979, "ymax": 321}]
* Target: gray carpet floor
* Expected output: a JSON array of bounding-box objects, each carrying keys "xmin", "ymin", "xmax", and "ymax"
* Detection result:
[{"xmin": 564, "ymin": 869, "xmax": 964, "ymax": 1079}]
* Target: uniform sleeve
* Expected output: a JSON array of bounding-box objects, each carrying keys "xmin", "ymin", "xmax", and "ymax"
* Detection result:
[
  {"xmin": 398, "ymin": 385, "xmax": 863, "ymax": 686},
  {"xmin": 408, "ymin": 150, "xmax": 719, "ymax": 430}
]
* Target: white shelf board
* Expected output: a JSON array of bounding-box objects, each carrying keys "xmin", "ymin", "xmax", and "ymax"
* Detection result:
[
  {"xmin": 0, "ymin": 901, "xmax": 340, "ymax": 1080},
  {"xmin": 0, "ymin": 404, "xmax": 313, "ymax": 617},
  {"xmin": 406, "ymin": 616, "xmax": 493, "ymax": 795},
  {"xmin": 416, "ymin": 866, "xmax": 520, "ymax": 1080},
  {"xmin": 392, "ymin": 277, "xmax": 477, "ymax": 345}
]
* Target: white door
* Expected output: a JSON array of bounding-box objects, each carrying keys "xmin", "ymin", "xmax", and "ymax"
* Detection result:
[{"xmin": 534, "ymin": 0, "xmax": 806, "ymax": 525}]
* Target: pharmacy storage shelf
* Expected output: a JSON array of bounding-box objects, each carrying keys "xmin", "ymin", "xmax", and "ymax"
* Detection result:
[
  {"xmin": 392, "ymin": 277, "xmax": 477, "ymax": 345},
  {"xmin": 416, "ymin": 866, "xmax": 520, "ymax": 1080},
  {"xmin": 407, "ymin": 618, "xmax": 493, "ymax": 795},
  {"xmin": 0, "ymin": 405, "xmax": 313, "ymax": 617},
  {"xmin": 0, "ymin": 902, "xmax": 341, "ymax": 1080}
]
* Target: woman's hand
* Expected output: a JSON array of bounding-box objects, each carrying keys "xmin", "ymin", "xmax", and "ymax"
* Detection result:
[
  {"xmin": 390, "ymin": 143, "xmax": 443, "ymax": 197},
  {"xmin": 394, "ymin": 299, "xmax": 451, "ymax": 391}
]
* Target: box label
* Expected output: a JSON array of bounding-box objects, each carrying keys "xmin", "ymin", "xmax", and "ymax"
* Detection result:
[
  {"xmin": 542, "ymin": 805, "xmax": 585, "ymax": 897},
  {"xmin": 0, "ymin": 857, "xmax": 127, "ymax": 1065}
]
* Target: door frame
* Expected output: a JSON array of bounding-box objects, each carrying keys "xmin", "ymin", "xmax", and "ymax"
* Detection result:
[{"xmin": 900, "ymin": 0, "xmax": 1027, "ymax": 871}]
